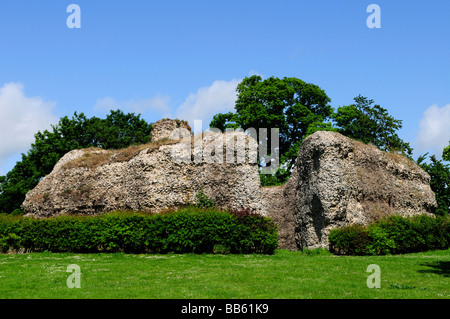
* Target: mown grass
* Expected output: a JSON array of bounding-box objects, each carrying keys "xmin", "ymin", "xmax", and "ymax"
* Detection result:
[{"xmin": 0, "ymin": 249, "xmax": 448, "ymax": 299}]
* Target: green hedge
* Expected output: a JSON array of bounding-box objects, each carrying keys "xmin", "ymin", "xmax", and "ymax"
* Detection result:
[
  {"xmin": 328, "ymin": 214, "xmax": 450, "ymax": 255},
  {"xmin": 0, "ymin": 208, "xmax": 278, "ymax": 254}
]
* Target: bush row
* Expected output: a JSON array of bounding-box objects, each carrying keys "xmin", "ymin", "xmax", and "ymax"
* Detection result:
[
  {"xmin": 0, "ymin": 208, "xmax": 278, "ymax": 254},
  {"xmin": 328, "ymin": 214, "xmax": 450, "ymax": 255}
]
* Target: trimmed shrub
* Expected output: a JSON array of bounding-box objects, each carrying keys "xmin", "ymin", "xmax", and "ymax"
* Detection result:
[
  {"xmin": 0, "ymin": 214, "xmax": 25, "ymax": 252},
  {"xmin": 229, "ymin": 207, "xmax": 278, "ymax": 254},
  {"xmin": 329, "ymin": 214, "xmax": 449, "ymax": 255},
  {"xmin": 327, "ymin": 224, "xmax": 371, "ymax": 255},
  {"xmin": 0, "ymin": 207, "xmax": 278, "ymax": 254}
]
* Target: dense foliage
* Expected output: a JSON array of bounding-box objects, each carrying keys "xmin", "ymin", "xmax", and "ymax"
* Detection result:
[
  {"xmin": 0, "ymin": 110, "xmax": 153, "ymax": 214},
  {"xmin": 417, "ymin": 149, "xmax": 450, "ymax": 217},
  {"xmin": 0, "ymin": 208, "xmax": 278, "ymax": 254},
  {"xmin": 332, "ymin": 95, "xmax": 413, "ymax": 157},
  {"xmin": 328, "ymin": 214, "xmax": 449, "ymax": 255},
  {"xmin": 444, "ymin": 144, "xmax": 450, "ymax": 162},
  {"xmin": 210, "ymin": 75, "xmax": 333, "ymax": 185},
  {"xmin": 194, "ymin": 189, "xmax": 216, "ymax": 209}
]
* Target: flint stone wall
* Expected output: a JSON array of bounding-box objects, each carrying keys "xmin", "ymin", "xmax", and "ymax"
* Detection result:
[
  {"xmin": 261, "ymin": 184, "xmax": 297, "ymax": 251},
  {"xmin": 150, "ymin": 118, "xmax": 193, "ymax": 142},
  {"xmin": 289, "ymin": 131, "xmax": 437, "ymax": 249},
  {"xmin": 22, "ymin": 130, "xmax": 264, "ymax": 218}
]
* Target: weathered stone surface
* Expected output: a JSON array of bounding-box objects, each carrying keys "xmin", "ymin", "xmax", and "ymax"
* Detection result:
[
  {"xmin": 22, "ymin": 130, "xmax": 264, "ymax": 218},
  {"xmin": 151, "ymin": 118, "xmax": 192, "ymax": 142},
  {"xmin": 291, "ymin": 131, "xmax": 437, "ymax": 249},
  {"xmin": 261, "ymin": 183, "xmax": 297, "ymax": 251}
]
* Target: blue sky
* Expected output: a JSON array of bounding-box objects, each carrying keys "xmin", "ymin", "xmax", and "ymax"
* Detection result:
[{"xmin": 1, "ymin": 0, "xmax": 450, "ymax": 175}]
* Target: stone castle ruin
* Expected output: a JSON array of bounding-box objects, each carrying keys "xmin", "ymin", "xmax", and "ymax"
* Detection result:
[
  {"xmin": 263, "ymin": 131, "xmax": 436, "ymax": 250},
  {"xmin": 22, "ymin": 119, "xmax": 437, "ymax": 250}
]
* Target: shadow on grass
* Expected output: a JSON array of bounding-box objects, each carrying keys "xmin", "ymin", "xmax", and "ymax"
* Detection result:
[{"xmin": 418, "ymin": 261, "xmax": 450, "ymax": 277}]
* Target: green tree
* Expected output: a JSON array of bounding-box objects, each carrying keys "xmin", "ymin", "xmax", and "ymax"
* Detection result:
[
  {"xmin": 210, "ymin": 77, "xmax": 411, "ymax": 186},
  {"xmin": 443, "ymin": 144, "xmax": 450, "ymax": 162},
  {"xmin": 417, "ymin": 150, "xmax": 450, "ymax": 216},
  {"xmin": 0, "ymin": 110, "xmax": 153, "ymax": 214},
  {"xmin": 332, "ymin": 95, "xmax": 413, "ymax": 156},
  {"xmin": 210, "ymin": 75, "xmax": 333, "ymax": 185}
]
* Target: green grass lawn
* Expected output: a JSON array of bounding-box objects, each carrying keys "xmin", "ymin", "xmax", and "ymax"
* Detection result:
[{"xmin": 0, "ymin": 249, "xmax": 448, "ymax": 299}]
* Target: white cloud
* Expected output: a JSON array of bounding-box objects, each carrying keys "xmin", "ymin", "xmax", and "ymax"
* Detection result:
[
  {"xmin": 174, "ymin": 79, "xmax": 241, "ymax": 133},
  {"xmin": 415, "ymin": 103, "xmax": 450, "ymax": 157},
  {"xmin": 94, "ymin": 95, "xmax": 172, "ymax": 118},
  {"xmin": 94, "ymin": 96, "xmax": 118, "ymax": 110},
  {"xmin": 93, "ymin": 78, "xmax": 242, "ymax": 134},
  {"xmin": 0, "ymin": 82, "xmax": 58, "ymax": 174},
  {"xmin": 247, "ymin": 70, "xmax": 263, "ymax": 78}
]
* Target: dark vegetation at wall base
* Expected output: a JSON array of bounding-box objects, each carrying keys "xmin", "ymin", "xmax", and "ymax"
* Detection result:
[
  {"xmin": 0, "ymin": 207, "xmax": 278, "ymax": 254},
  {"xmin": 328, "ymin": 214, "xmax": 450, "ymax": 255}
]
